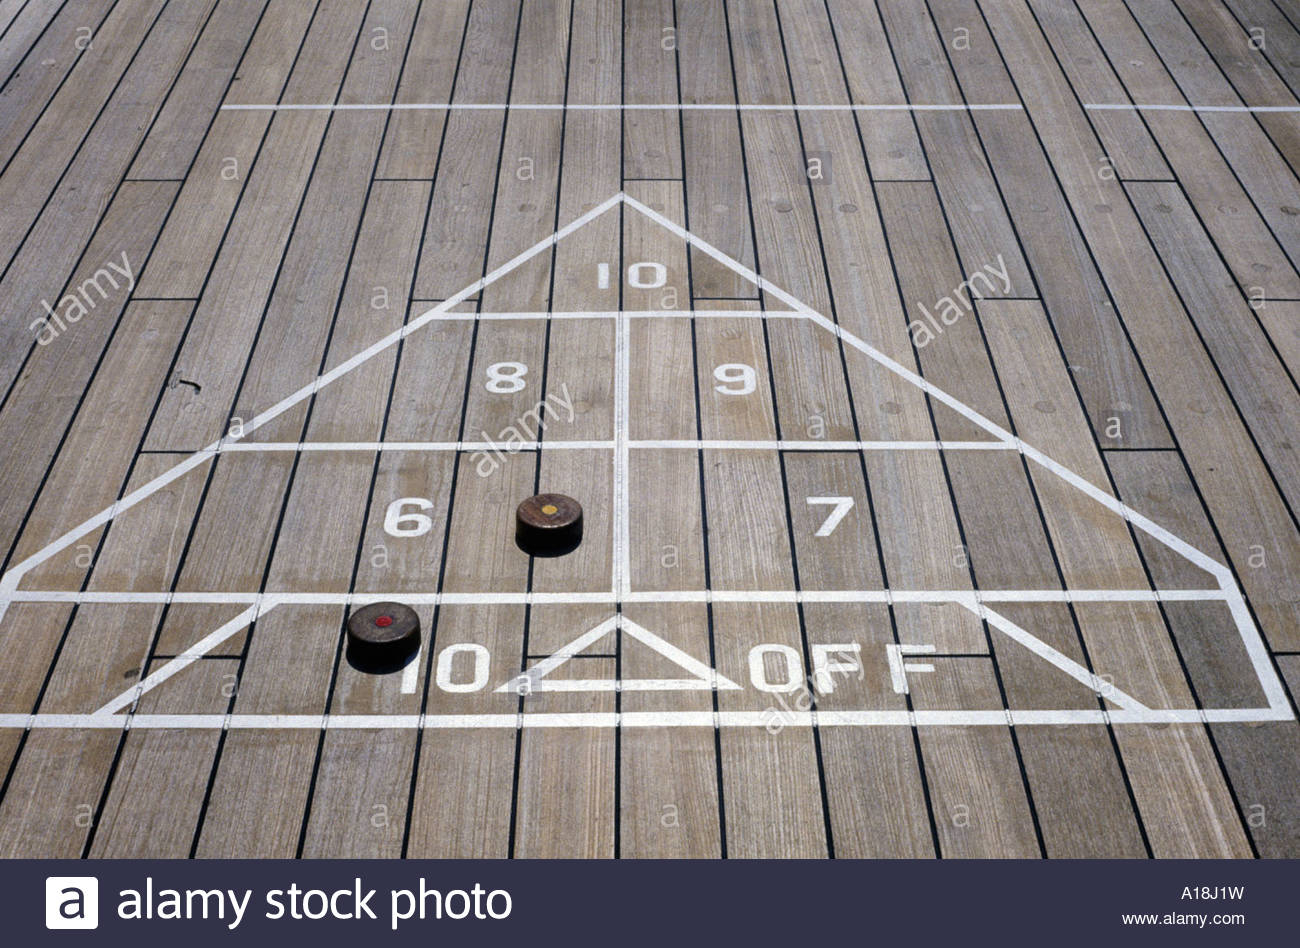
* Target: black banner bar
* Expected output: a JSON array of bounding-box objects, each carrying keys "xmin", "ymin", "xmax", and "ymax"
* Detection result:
[{"xmin": 14, "ymin": 859, "xmax": 1292, "ymax": 945}]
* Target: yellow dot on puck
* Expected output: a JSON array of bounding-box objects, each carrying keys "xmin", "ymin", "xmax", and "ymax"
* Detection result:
[{"xmin": 516, "ymin": 494, "xmax": 583, "ymax": 556}]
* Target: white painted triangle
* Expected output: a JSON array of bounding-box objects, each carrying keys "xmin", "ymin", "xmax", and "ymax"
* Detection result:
[
  {"xmin": 1, "ymin": 190, "xmax": 1286, "ymax": 722},
  {"xmin": 496, "ymin": 615, "xmax": 741, "ymax": 693}
]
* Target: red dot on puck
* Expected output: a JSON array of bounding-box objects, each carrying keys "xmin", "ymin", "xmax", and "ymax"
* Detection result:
[{"xmin": 347, "ymin": 602, "xmax": 420, "ymax": 671}]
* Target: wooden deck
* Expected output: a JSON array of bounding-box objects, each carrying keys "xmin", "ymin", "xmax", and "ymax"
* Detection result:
[{"xmin": 0, "ymin": 0, "xmax": 1298, "ymax": 858}]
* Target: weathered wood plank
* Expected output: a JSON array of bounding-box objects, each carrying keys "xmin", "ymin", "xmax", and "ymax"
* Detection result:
[
  {"xmin": 0, "ymin": 181, "xmax": 176, "ymax": 567},
  {"xmin": 129, "ymin": 0, "xmax": 271, "ymax": 180},
  {"xmin": 375, "ymin": 0, "xmax": 469, "ymax": 179},
  {"xmin": 1078, "ymin": 0, "xmax": 1300, "ymax": 297},
  {"xmin": 987, "ymin": 0, "xmax": 1300, "ymax": 653},
  {"xmin": 823, "ymin": 0, "xmax": 928, "ymax": 180},
  {"xmin": 678, "ymin": 0, "xmax": 758, "ymax": 297},
  {"xmin": 1129, "ymin": 180, "xmax": 1300, "ymax": 513},
  {"xmin": 877, "ymin": 0, "xmax": 1034, "ymax": 297},
  {"xmin": 623, "ymin": 0, "xmax": 679, "ymax": 179},
  {"xmin": 1025, "ymin": 0, "xmax": 1171, "ymax": 180}
]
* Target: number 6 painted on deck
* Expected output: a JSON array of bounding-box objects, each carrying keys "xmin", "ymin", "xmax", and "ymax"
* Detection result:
[
  {"xmin": 385, "ymin": 497, "xmax": 434, "ymax": 537},
  {"xmin": 807, "ymin": 496, "xmax": 854, "ymax": 537}
]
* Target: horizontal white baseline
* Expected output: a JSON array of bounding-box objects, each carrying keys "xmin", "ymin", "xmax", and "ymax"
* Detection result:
[
  {"xmin": 1085, "ymin": 103, "xmax": 1300, "ymax": 113},
  {"xmin": 0, "ymin": 707, "xmax": 1289, "ymax": 729},
  {"xmin": 215, "ymin": 440, "xmax": 1015, "ymax": 453},
  {"xmin": 221, "ymin": 102, "xmax": 1026, "ymax": 113},
  {"xmin": 397, "ymin": 310, "xmax": 808, "ymax": 319},
  {"xmin": 6, "ymin": 589, "xmax": 1229, "ymax": 605}
]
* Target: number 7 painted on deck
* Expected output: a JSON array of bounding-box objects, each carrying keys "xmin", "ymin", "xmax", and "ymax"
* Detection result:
[{"xmin": 807, "ymin": 496, "xmax": 854, "ymax": 537}]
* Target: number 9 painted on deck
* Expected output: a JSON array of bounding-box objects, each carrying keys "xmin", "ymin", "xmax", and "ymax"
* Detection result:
[{"xmin": 714, "ymin": 363, "xmax": 756, "ymax": 395}]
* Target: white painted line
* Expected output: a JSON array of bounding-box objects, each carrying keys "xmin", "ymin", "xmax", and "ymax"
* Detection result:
[
  {"xmin": 0, "ymin": 447, "xmax": 218, "ymax": 598},
  {"xmin": 316, "ymin": 715, "xmax": 425, "ymax": 728},
  {"xmin": 505, "ymin": 679, "xmax": 731, "ymax": 692},
  {"xmin": 966, "ymin": 601, "xmax": 1148, "ymax": 712},
  {"xmin": 1222, "ymin": 582, "xmax": 1292, "ymax": 713},
  {"xmin": 220, "ymin": 440, "xmax": 612, "ymax": 452},
  {"xmin": 399, "ymin": 309, "xmax": 805, "ymax": 320},
  {"xmin": 221, "ymin": 102, "xmax": 1027, "ymax": 113},
  {"xmin": 95, "ymin": 600, "xmax": 273, "ymax": 716},
  {"xmin": 613, "ymin": 308, "xmax": 630, "ymax": 598},
  {"xmin": 921, "ymin": 588, "xmax": 1224, "ymax": 602},
  {"xmin": 499, "ymin": 616, "xmax": 616, "ymax": 694},
  {"xmin": 3, "ymin": 707, "xmax": 1290, "ymax": 729},
  {"xmin": 206, "ymin": 438, "xmax": 1013, "ymax": 453},
  {"xmin": 1009, "ymin": 435, "xmax": 1226, "ymax": 575},
  {"xmin": 1085, "ymin": 103, "xmax": 1300, "ymax": 113},
  {"xmin": 637, "ymin": 439, "xmax": 1012, "ymax": 451},
  {"xmin": 5, "ymin": 588, "xmax": 1230, "ymax": 606}
]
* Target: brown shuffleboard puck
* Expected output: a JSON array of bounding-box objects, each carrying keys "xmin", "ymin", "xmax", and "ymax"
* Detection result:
[
  {"xmin": 346, "ymin": 601, "xmax": 421, "ymax": 671},
  {"xmin": 516, "ymin": 493, "xmax": 583, "ymax": 556}
]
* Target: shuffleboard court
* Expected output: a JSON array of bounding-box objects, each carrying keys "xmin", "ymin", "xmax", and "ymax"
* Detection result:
[{"xmin": 0, "ymin": 0, "xmax": 1297, "ymax": 859}]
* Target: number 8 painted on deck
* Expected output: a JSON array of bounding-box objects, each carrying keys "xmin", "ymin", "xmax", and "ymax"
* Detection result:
[
  {"xmin": 714, "ymin": 363, "xmax": 756, "ymax": 395},
  {"xmin": 486, "ymin": 361, "xmax": 527, "ymax": 393}
]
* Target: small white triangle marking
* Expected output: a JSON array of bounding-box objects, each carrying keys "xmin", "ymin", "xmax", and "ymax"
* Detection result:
[{"xmin": 496, "ymin": 615, "xmax": 741, "ymax": 693}]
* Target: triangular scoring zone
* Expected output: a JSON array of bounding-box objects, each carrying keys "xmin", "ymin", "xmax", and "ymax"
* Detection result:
[
  {"xmin": 496, "ymin": 615, "xmax": 741, "ymax": 694},
  {"xmin": 0, "ymin": 192, "xmax": 1289, "ymax": 726},
  {"xmin": 0, "ymin": 191, "xmax": 1228, "ymax": 591}
]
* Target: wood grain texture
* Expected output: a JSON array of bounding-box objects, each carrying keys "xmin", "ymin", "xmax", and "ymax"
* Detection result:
[{"xmin": 0, "ymin": 0, "xmax": 1295, "ymax": 859}]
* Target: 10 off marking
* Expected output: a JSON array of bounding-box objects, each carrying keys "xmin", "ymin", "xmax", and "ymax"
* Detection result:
[
  {"xmin": 597, "ymin": 261, "xmax": 667, "ymax": 290},
  {"xmin": 407, "ymin": 635, "xmax": 925, "ymax": 697}
]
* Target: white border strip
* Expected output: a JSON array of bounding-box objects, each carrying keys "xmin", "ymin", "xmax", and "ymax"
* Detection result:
[
  {"xmin": 403, "ymin": 309, "xmax": 807, "ymax": 320},
  {"xmin": 214, "ymin": 438, "xmax": 1012, "ymax": 453},
  {"xmin": 221, "ymin": 102, "xmax": 1026, "ymax": 113},
  {"xmin": 1, "ymin": 192, "xmax": 1289, "ymax": 725},
  {"xmin": 1085, "ymin": 103, "xmax": 1300, "ymax": 113},
  {"xmin": 0, "ymin": 707, "xmax": 1288, "ymax": 729},
  {"xmin": 5, "ymin": 588, "xmax": 1230, "ymax": 606},
  {"xmin": 613, "ymin": 307, "xmax": 630, "ymax": 597},
  {"xmin": 496, "ymin": 616, "xmax": 741, "ymax": 694}
]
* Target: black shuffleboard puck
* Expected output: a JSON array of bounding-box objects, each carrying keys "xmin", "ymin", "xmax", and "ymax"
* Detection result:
[
  {"xmin": 516, "ymin": 493, "xmax": 583, "ymax": 556},
  {"xmin": 346, "ymin": 601, "xmax": 421, "ymax": 672}
]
